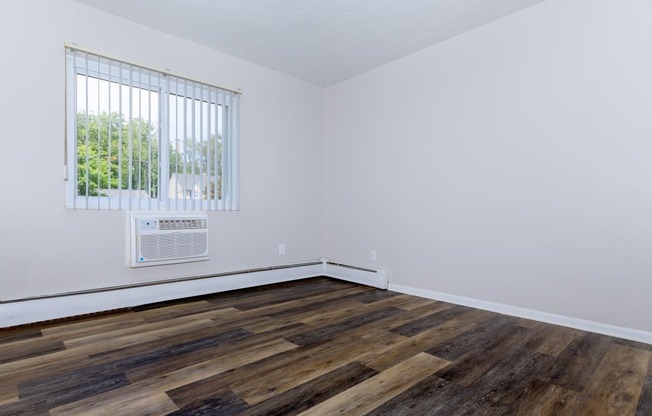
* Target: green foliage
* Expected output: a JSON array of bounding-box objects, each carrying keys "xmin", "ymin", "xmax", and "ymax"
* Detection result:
[
  {"xmin": 76, "ymin": 112, "xmax": 222, "ymax": 199},
  {"xmin": 77, "ymin": 112, "xmax": 158, "ymax": 197}
]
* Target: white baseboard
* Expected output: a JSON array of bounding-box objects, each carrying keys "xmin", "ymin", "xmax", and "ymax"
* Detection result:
[
  {"xmin": 388, "ymin": 283, "xmax": 652, "ymax": 345},
  {"xmin": 0, "ymin": 263, "xmax": 323, "ymax": 328},
  {"xmin": 321, "ymin": 259, "xmax": 388, "ymax": 289},
  {"xmin": 10, "ymin": 260, "xmax": 646, "ymax": 346}
]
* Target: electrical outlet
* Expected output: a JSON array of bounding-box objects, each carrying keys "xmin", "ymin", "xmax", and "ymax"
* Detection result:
[
  {"xmin": 370, "ymin": 250, "xmax": 377, "ymax": 261},
  {"xmin": 279, "ymin": 243, "xmax": 286, "ymax": 256}
]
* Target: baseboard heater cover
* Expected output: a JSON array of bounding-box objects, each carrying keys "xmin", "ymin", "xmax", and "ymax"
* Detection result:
[
  {"xmin": 0, "ymin": 259, "xmax": 389, "ymax": 328},
  {"xmin": 0, "ymin": 262, "xmax": 323, "ymax": 327},
  {"xmin": 320, "ymin": 258, "xmax": 388, "ymax": 289}
]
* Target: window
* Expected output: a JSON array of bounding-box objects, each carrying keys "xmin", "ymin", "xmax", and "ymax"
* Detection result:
[{"xmin": 65, "ymin": 46, "xmax": 240, "ymax": 211}]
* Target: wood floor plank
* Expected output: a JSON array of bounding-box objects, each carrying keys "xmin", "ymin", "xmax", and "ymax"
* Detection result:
[
  {"xmin": 40, "ymin": 311, "xmax": 143, "ymax": 337},
  {"xmin": 49, "ymin": 337, "xmax": 297, "ymax": 415},
  {"xmin": 124, "ymin": 331, "xmax": 300, "ymax": 383},
  {"xmin": 390, "ymin": 304, "xmax": 473, "ymax": 337},
  {"xmin": 444, "ymin": 348, "xmax": 556, "ymax": 416},
  {"xmin": 426, "ymin": 313, "xmax": 521, "ymax": 361},
  {"xmin": 435, "ymin": 325, "xmax": 531, "ymax": 386},
  {"xmin": 167, "ymin": 327, "xmax": 389, "ymax": 408},
  {"xmin": 572, "ymin": 343, "xmax": 651, "ymax": 416},
  {"xmin": 232, "ymin": 328, "xmax": 398, "ymax": 405},
  {"xmin": 512, "ymin": 379, "xmax": 581, "ymax": 416},
  {"xmin": 296, "ymin": 301, "xmax": 369, "ymax": 326},
  {"xmin": 0, "ymin": 327, "xmax": 42, "ymax": 345},
  {"xmin": 541, "ymin": 331, "xmax": 614, "ymax": 392},
  {"xmin": 137, "ymin": 301, "xmax": 235, "ymax": 323},
  {"xmin": 367, "ymin": 302, "xmax": 452, "ymax": 332},
  {"xmin": 13, "ymin": 327, "xmax": 252, "ymax": 412},
  {"xmin": 289, "ymin": 290, "xmax": 406, "ymax": 330},
  {"xmin": 338, "ymin": 289, "xmax": 403, "ymax": 305},
  {"xmin": 296, "ymin": 352, "xmax": 449, "ymax": 416},
  {"xmin": 263, "ymin": 286, "xmax": 378, "ymax": 318},
  {"xmin": 0, "ymin": 373, "xmax": 130, "ymax": 415},
  {"xmin": 0, "ymin": 390, "xmax": 18, "ymax": 407},
  {"xmin": 364, "ymin": 374, "xmax": 462, "ymax": 416},
  {"xmin": 0, "ymin": 339, "xmax": 66, "ymax": 364},
  {"xmin": 0, "ymin": 314, "xmax": 142, "ymax": 357},
  {"xmin": 521, "ymin": 321, "xmax": 581, "ymax": 357},
  {"xmin": 119, "ymin": 328, "xmax": 306, "ymax": 382},
  {"xmin": 286, "ymin": 306, "xmax": 403, "ymax": 347},
  {"xmin": 360, "ymin": 309, "xmax": 493, "ymax": 372},
  {"xmin": 390, "ymin": 295, "xmax": 441, "ymax": 311},
  {"xmin": 0, "ymin": 317, "xmax": 235, "ymax": 396},
  {"xmin": 230, "ymin": 281, "xmax": 356, "ymax": 311},
  {"xmin": 64, "ymin": 308, "xmax": 236, "ymax": 349},
  {"xmin": 51, "ymin": 392, "xmax": 180, "ymax": 416},
  {"xmin": 636, "ymin": 360, "xmax": 652, "ymax": 416},
  {"xmin": 238, "ymin": 362, "xmax": 378, "ymax": 416},
  {"xmin": 87, "ymin": 320, "xmax": 262, "ymax": 364},
  {"xmin": 168, "ymin": 391, "xmax": 248, "ymax": 416}
]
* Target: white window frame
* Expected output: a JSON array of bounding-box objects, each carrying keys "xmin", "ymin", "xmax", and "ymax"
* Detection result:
[{"xmin": 65, "ymin": 45, "xmax": 240, "ymax": 211}]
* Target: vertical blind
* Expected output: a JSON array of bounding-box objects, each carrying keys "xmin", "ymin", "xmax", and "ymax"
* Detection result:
[{"xmin": 65, "ymin": 46, "xmax": 240, "ymax": 211}]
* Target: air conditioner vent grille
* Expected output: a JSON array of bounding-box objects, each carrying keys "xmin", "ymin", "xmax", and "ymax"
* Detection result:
[
  {"xmin": 129, "ymin": 213, "xmax": 209, "ymax": 268},
  {"xmin": 158, "ymin": 219, "xmax": 207, "ymax": 230}
]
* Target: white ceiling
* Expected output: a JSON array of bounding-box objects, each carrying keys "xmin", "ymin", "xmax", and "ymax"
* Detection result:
[{"xmin": 72, "ymin": 0, "xmax": 546, "ymax": 87}]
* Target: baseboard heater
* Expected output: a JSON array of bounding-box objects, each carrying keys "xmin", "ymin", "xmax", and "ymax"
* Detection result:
[
  {"xmin": 320, "ymin": 258, "xmax": 389, "ymax": 289},
  {"xmin": 0, "ymin": 261, "xmax": 322, "ymax": 304},
  {"xmin": 0, "ymin": 259, "xmax": 387, "ymax": 327}
]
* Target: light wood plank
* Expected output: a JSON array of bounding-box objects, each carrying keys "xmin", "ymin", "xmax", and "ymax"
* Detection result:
[
  {"xmin": 297, "ymin": 352, "xmax": 449, "ymax": 416},
  {"xmin": 573, "ymin": 343, "xmax": 651, "ymax": 416},
  {"xmin": 50, "ymin": 338, "xmax": 297, "ymax": 415},
  {"xmin": 51, "ymin": 392, "xmax": 179, "ymax": 416}
]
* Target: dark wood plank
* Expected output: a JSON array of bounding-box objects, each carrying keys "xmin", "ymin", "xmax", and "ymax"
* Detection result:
[
  {"xmin": 239, "ymin": 362, "xmax": 378, "ymax": 416},
  {"xmin": 0, "ymin": 328, "xmax": 42, "ymax": 345},
  {"xmin": 520, "ymin": 321, "xmax": 580, "ymax": 357},
  {"xmin": 167, "ymin": 390, "xmax": 248, "ymax": 416},
  {"xmin": 425, "ymin": 313, "xmax": 521, "ymax": 361},
  {"xmin": 0, "ymin": 373, "xmax": 130, "ymax": 415},
  {"xmin": 435, "ymin": 325, "xmax": 530, "ymax": 386},
  {"xmin": 124, "ymin": 325, "xmax": 304, "ymax": 383},
  {"xmin": 0, "ymin": 339, "xmax": 66, "ymax": 364},
  {"xmin": 337, "ymin": 289, "xmax": 403, "ymax": 304},
  {"xmin": 365, "ymin": 373, "xmax": 463, "ymax": 416},
  {"xmin": 541, "ymin": 331, "xmax": 614, "ymax": 392},
  {"xmin": 360, "ymin": 309, "xmax": 494, "ymax": 372},
  {"xmin": 22, "ymin": 327, "xmax": 251, "ymax": 402},
  {"xmin": 390, "ymin": 304, "xmax": 473, "ymax": 337},
  {"xmin": 512, "ymin": 378, "xmax": 580, "ymax": 415},
  {"xmin": 445, "ymin": 348, "xmax": 556, "ymax": 416},
  {"xmin": 285, "ymin": 307, "xmax": 403, "ymax": 347}
]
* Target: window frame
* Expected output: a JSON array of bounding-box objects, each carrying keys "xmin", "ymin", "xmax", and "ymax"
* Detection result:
[{"xmin": 64, "ymin": 45, "xmax": 240, "ymax": 211}]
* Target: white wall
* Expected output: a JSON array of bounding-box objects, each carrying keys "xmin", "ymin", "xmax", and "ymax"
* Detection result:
[
  {"xmin": 3, "ymin": 0, "xmax": 651, "ymax": 336},
  {"xmin": 324, "ymin": 0, "xmax": 652, "ymax": 332},
  {"xmin": 0, "ymin": 0, "xmax": 324, "ymax": 300}
]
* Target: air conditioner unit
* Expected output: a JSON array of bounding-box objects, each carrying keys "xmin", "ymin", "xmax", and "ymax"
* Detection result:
[{"xmin": 129, "ymin": 213, "xmax": 209, "ymax": 268}]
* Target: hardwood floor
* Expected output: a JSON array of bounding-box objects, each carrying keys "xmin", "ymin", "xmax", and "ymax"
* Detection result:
[{"xmin": 0, "ymin": 277, "xmax": 650, "ymax": 415}]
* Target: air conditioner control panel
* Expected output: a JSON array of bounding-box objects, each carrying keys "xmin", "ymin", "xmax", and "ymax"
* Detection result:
[{"xmin": 139, "ymin": 219, "xmax": 159, "ymax": 232}]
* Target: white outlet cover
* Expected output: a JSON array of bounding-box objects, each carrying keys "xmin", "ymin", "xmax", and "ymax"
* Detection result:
[{"xmin": 279, "ymin": 243, "xmax": 286, "ymax": 256}]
